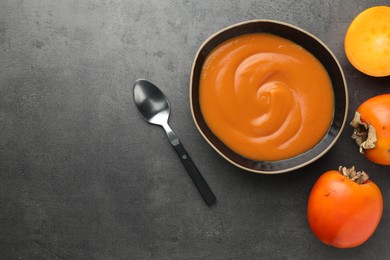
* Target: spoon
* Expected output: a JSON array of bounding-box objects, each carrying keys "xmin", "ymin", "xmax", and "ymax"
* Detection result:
[{"xmin": 133, "ymin": 79, "xmax": 216, "ymax": 206}]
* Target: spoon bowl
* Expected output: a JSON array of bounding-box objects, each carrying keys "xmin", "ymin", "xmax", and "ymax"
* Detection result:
[{"xmin": 134, "ymin": 79, "xmax": 170, "ymax": 125}]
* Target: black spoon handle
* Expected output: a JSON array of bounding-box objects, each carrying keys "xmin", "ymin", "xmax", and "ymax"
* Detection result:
[
  {"xmin": 162, "ymin": 123, "xmax": 216, "ymax": 206},
  {"xmin": 171, "ymin": 139, "xmax": 217, "ymax": 206}
]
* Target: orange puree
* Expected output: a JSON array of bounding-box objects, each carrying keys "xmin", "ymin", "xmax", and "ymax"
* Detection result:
[{"xmin": 199, "ymin": 33, "xmax": 334, "ymax": 161}]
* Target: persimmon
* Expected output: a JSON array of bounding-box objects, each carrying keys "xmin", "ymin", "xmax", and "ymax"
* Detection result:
[
  {"xmin": 344, "ymin": 6, "xmax": 390, "ymax": 77},
  {"xmin": 351, "ymin": 94, "xmax": 390, "ymax": 165},
  {"xmin": 307, "ymin": 167, "xmax": 383, "ymax": 248}
]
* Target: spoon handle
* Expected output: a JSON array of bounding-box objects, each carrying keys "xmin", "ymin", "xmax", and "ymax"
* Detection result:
[
  {"xmin": 172, "ymin": 140, "xmax": 217, "ymax": 206},
  {"xmin": 162, "ymin": 123, "xmax": 216, "ymax": 206}
]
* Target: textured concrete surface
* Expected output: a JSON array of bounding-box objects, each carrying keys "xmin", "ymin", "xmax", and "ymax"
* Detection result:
[{"xmin": 1, "ymin": 0, "xmax": 390, "ymax": 259}]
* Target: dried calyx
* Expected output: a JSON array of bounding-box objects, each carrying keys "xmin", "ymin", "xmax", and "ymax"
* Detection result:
[
  {"xmin": 339, "ymin": 166, "xmax": 369, "ymax": 184},
  {"xmin": 350, "ymin": 112, "xmax": 377, "ymax": 154}
]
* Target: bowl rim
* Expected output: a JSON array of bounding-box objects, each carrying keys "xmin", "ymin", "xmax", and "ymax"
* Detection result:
[{"xmin": 189, "ymin": 19, "xmax": 349, "ymax": 174}]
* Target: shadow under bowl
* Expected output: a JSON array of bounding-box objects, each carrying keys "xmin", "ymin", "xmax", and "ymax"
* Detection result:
[{"xmin": 190, "ymin": 20, "xmax": 348, "ymax": 174}]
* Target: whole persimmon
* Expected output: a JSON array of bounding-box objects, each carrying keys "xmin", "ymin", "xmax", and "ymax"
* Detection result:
[
  {"xmin": 351, "ymin": 94, "xmax": 390, "ymax": 165},
  {"xmin": 307, "ymin": 166, "xmax": 383, "ymax": 248},
  {"xmin": 345, "ymin": 6, "xmax": 390, "ymax": 77}
]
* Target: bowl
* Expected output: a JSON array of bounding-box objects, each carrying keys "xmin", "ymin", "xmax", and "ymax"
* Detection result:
[{"xmin": 190, "ymin": 20, "xmax": 348, "ymax": 174}]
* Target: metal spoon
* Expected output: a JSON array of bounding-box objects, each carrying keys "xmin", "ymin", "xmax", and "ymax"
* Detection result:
[{"xmin": 133, "ymin": 79, "xmax": 216, "ymax": 206}]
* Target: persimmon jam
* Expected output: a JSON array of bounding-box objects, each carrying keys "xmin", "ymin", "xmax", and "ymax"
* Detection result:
[{"xmin": 199, "ymin": 33, "xmax": 334, "ymax": 161}]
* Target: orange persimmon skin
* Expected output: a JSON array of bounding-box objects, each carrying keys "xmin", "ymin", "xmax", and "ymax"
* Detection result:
[
  {"xmin": 357, "ymin": 94, "xmax": 390, "ymax": 165},
  {"xmin": 307, "ymin": 170, "xmax": 383, "ymax": 248},
  {"xmin": 345, "ymin": 6, "xmax": 390, "ymax": 77}
]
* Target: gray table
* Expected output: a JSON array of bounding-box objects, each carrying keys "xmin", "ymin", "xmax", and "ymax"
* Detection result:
[{"xmin": 1, "ymin": 0, "xmax": 390, "ymax": 259}]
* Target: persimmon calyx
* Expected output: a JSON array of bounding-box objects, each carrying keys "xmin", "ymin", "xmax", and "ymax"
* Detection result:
[
  {"xmin": 350, "ymin": 112, "xmax": 377, "ymax": 154},
  {"xmin": 339, "ymin": 166, "xmax": 369, "ymax": 184}
]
